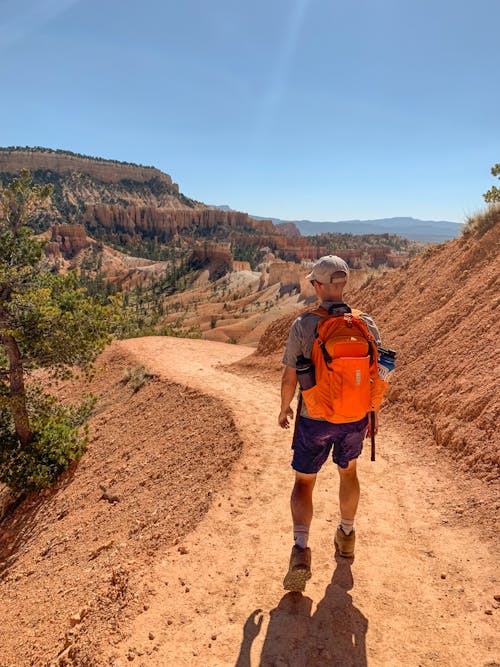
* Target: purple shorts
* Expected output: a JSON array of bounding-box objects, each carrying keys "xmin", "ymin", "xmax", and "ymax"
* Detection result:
[{"xmin": 291, "ymin": 415, "xmax": 368, "ymax": 473}]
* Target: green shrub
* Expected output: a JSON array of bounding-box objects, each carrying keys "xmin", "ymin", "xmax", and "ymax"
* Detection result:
[{"xmin": 0, "ymin": 386, "xmax": 96, "ymax": 494}]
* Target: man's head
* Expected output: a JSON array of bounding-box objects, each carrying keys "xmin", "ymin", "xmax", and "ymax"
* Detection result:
[{"xmin": 306, "ymin": 255, "xmax": 349, "ymax": 300}]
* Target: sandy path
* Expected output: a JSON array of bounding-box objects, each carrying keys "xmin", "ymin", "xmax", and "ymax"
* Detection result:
[{"xmin": 114, "ymin": 337, "xmax": 498, "ymax": 667}]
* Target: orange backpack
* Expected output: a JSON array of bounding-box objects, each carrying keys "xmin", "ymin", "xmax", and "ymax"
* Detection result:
[{"xmin": 301, "ymin": 307, "xmax": 388, "ymax": 423}]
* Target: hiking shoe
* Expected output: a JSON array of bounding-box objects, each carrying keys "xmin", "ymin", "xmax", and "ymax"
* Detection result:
[
  {"xmin": 335, "ymin": 526, "xmax": 355, "ymax": 558},
  {"xmin": 283, "ymin": 545, "xmax": 312, "ymax": 592}
]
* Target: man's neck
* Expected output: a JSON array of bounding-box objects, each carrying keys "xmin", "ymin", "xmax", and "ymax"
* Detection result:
[
  {"xmin": 321, "ymin": 297, "xmax": 346, "ymax": 306},
  {"xmin": 320, "ymin": 300, "xmax": 350, "ymax": 314}
]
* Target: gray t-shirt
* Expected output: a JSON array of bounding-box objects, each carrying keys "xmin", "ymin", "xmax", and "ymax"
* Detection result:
[{"xmin": 281, "ymin": 301, "xmax": 382, "ymax": 419}]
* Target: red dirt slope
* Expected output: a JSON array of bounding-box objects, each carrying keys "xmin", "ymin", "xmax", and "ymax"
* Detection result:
[{"xmin": 0, "ymin": 344, "xmax": 242, "ymax": 665}]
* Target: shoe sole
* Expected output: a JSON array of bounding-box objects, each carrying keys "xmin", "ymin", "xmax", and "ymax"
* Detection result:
[{"xmin": 283, "ymin": 566, "xmax": 311, "ymax": 592}]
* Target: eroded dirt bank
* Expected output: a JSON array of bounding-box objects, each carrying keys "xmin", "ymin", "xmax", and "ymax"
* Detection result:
[{"xmin": 0, "ymin": 343, "xmax": 243, "ymax": 666}]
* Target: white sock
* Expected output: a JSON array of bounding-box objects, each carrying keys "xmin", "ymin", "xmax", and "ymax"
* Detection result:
[
  {"xmin": 340, "ymin": 518, "xmax": 354, "ymax": 535},
  {"xmin": 293, "ymin": 524, "xmax": 309, "ymax": 549}
]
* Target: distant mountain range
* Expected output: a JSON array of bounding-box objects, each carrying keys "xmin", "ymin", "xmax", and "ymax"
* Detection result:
[{"xmin": 251, "ymin": 215, "xmax": 463, "ymax": 243}]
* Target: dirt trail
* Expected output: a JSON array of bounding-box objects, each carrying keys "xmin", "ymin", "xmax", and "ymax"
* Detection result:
[{"xmin": 112, "ymin": 336, "xmax": 498, "ymax": 667}]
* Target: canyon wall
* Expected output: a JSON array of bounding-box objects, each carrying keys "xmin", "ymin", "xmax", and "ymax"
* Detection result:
[
  {"xmin": 82, "ymin": 204, "xmax": 277, "ymax": 242},
  {"xmin": 0, "ymin": 149, "xmax": 176, "ymax": 188}
]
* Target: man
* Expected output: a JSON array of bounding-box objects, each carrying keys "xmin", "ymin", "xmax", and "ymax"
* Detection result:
[{"xmin": 278, "ymin": 255, "xmax": 382, "ymax": 592}]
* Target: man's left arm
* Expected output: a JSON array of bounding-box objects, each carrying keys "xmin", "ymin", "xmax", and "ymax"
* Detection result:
[
  {"xmin": 278, "ymin": 318, "xmax": 303, "ymax": 429},
  {"xmin": 278, "ymin": 366, "xmax": 298, "ymax": 429}
]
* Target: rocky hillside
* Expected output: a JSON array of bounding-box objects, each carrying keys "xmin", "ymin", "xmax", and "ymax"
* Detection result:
[
  {"xmin": 0, "ymin": 147, "xmax": 277, "ymax": 254},
  {"xmin": 255, "ymin": 207, "xmax": 499, "ymax": 482}
]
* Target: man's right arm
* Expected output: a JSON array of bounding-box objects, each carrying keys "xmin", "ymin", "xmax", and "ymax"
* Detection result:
[{"xmin": 278, "ymin": 365, "xmax": 298, "ymax": 429}]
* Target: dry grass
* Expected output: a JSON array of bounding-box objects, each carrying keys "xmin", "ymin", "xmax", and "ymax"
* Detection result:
[
  {"xmin": 120, "ymin": 365, "xmax": 156, "ymax": 392},
  {"xmin": 462, "ymin": 204, "xmax": 499, "ymax": 239}
]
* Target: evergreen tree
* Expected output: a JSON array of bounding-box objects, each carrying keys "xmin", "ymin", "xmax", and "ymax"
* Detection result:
[{"xmin": 483, "ymin": 163, "xmax": 500, "ymax": 203}]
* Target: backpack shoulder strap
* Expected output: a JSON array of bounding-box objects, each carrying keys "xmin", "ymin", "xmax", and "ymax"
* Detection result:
[{"xmin": 311, "ymin": 307, "xmax": 332, "ymax": 366}]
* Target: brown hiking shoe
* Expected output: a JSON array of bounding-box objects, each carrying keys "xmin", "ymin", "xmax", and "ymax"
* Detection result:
[
  {"xmin": 335, "ymin": 526, "xmax": 355, "ymax": 558},
  {"xmin": 283, "ymin": 545, "xmax": 312, "ymax": 592}
]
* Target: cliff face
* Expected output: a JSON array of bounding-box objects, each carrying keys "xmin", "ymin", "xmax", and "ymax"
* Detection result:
[
  {"xmin": 0, "ymin": 149, "xmax": 177, "ymax": 189},
  {"xmin": 82, "ymin": 205, "xmax": 276, "ymax": 245}
]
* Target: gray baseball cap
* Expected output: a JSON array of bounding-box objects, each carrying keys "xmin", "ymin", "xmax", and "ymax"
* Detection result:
[{"xmin": 306, "ymin": 255, "xmax": 349, "ymax": 283}]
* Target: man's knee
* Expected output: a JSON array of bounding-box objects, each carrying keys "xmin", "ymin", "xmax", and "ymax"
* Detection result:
[
  {"xmin": 337, "ymin": 459, "xmax": 358, "ymax": 477},
  {"xmin": 292, "ymin": 472, "xmax": 316, "ymax": 494}
]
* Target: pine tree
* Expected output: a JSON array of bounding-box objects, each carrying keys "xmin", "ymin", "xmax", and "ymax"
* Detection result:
[{"xmin": 483, "ymin": 163, "xmax": 500, "ymax": 203}]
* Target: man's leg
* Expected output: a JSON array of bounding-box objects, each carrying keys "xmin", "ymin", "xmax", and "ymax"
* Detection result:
[
  {"xmin": 291, "ymin": 471, "xmax": 317, "ymax": 539},
  {"xmin": 338, "ymin": 458, "xmax": 360, "ymax": 522},
  {"xmin": 285, "ymin": 417, "xmax": 332, "ymax": 590},
  {"xmin": 335, "ymin": 459, "xmax": 359, "ymax": 557},
  {"xmin": 283, "ymin": 472, "xmax": 316, "ymax": 591}
]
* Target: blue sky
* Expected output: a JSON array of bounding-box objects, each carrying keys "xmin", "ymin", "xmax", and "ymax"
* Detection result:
[{"xmin": 1, "ymin": 0, "xmax": 498, "ymax": 222}]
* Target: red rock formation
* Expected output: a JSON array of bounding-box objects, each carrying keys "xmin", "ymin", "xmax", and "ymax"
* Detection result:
[
  {"xmin": 268, "ymin": 261, "xmax": 302, "ymax": 290},
  {"xmin": 275, "ymin": 222, "xmax": 301, "ymax": 237},
  {"xmin": 46, "ymin": 223, "xmax": 91, "ymax": 259},
  {"xmin": 368, "ymin": 247, "xmax": 391, "ymax": 267},
  {"xmin": 232, "ymin": 261, "xmax": 252, "ymax": 272},
  {"xmin": 386, "ymin": 253, "xmax": 408, "ymax": 268},
  {"xmin": 192, "ymin": 241, "xmax": 232, "ymax": 266},
  {"xmin": 82, "ymin": 205, "xmax": 277, "ymax": 242}
]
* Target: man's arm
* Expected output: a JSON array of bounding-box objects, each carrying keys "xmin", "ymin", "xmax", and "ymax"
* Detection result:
[{"xmin": 278, "ymin": 365, "xmax": 298, "ymax": 429}]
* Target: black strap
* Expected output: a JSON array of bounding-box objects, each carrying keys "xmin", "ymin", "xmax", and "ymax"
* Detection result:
[
  {"xmin": 370, "ymin": 411, "xmax": 376, "ymax": 461},
  {"xmin": 317, "ymin": 336, "xmax": 333, "ymax": 367},
  {"xmin": 327, "ymin": 302, "xmax": 352, "ymax": 315}
]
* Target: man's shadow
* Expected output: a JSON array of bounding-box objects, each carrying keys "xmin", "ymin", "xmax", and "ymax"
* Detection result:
[{"xmin": 235, "ymin": 553, "xmax": 368, "ymax": 667}]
